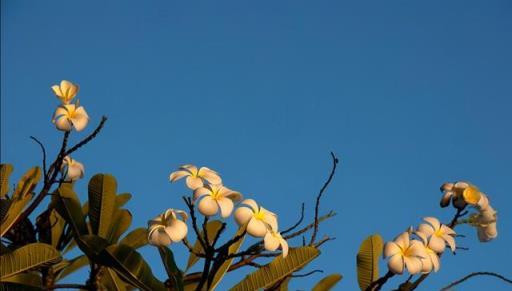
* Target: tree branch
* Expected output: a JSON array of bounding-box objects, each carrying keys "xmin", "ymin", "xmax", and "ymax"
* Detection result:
[
  {"xmin": 440, "ymin": 272, "xmax": 512, "ymax": 291},
  {"xmin": 310, "ymin": 152, "xmax": 339, "ymax": 245}
]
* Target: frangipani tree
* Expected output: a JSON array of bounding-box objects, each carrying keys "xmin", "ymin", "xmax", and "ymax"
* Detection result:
[{"xmin": 0, "ymin": 80, "xmax": 509, "ymax": 291}]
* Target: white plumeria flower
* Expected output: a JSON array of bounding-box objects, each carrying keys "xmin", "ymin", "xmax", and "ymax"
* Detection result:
[
  {"xmin": 234, "ymin": 199, "xmax": 278, "ymax": 237},
  {"xmin": 60, "ymin": 156, "xmax": 84, "ymax": 181},
  {"xmin": 415, "ymin": 232, "xmax": 441, "ymax": 273},
  {"xmin": 52, "ymin": 104, "xmax": 89, "ymax": 132},
  {"xmin": 193, "ymin": 184, "xmax": 242, "ymax": 218},
  {"xmin": 52, "ymin": 80, "xmax": 79, "ymax": 104},
  {"xmin": 147, "ymin": 209, "xmax": 188, "ymax": 246},
  {"xmin": 417, "ymin": 217, "xmax": 456, "ymax": 253},
  {"xmin": 384, "ymin": 232, "xmax": 427, "ymax": 275},
  {"xmin": 170, "ymin": 165, "xmax": 221, "ymax": 190},
  {"xmin": 264, "ymin": 230, "xmax": 288, "ymax": 258},
  {"xmin": 475, "ymin": 205, "xmax": 498, "ymax": 242}
]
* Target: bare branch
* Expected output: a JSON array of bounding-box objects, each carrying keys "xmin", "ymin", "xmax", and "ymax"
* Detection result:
[
  {"xmin": 281, "ymin": 202, "xmax": 305, "ymax": 235},
  {"xmin": 182, "ymin": 196, "xmax": 207, "ymax": 252},
  {"xmin": 292, "ymin": 269, "xmax": 323, "ymax": 278},
  {"xmin": 284, "ymin": 211, "xmax": 336, "ymax": 240},
  {"xmin": 440, "ymin": 272, "xmax": 512, "ymax": 291},
  {"xmin": 64, "ymin": 116, "xmax": 108, "ymax": 156},
  {"xmin": 29, "ymin": 136, "xmax": 48, "ymax": 181},
  {"xmin": 310, "ymin": 152, "xmax": 339, "ymax": 245}
]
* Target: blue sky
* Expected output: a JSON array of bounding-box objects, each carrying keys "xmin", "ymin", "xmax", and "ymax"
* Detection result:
[{"xmin": 2, "ymin": 0, "xmax": 511, "ymax": 290}]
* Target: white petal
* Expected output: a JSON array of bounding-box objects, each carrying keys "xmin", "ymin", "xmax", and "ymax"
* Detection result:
[
  {"xmin": 173, "ymin": 209, "xmax": 188, "ymax": 221},
  {"xmin": 165, "ymin": 219, "xmax": 188, "ymax": 242},
  {"xmin": 395, "ymin": 232, "xmax": 410, "ymax": 249},
  {"xmin": 217, "ymin": 197, "xmax": 234, "ymax": 218},
  {"xmin": 477, "ymin": 193, "xmax": 489, "ymax": 210},
  {"xmin": 234, "ymin": 206, "xmax": 253, "ymax": 226},
  {"xmin": 240, "ymin": 199, "xmax": 259, "ymax": 212},
  {"xmin": 66, "ymin": 162, "xmax": 84, "ymax": 181},
  {"xmin": 54, "ymin": 115, "xmax": 72, "ymax": 131},
  {"xmin": 421, "ymin": 257, "xmax": 433, "ymax": 273},
  {"xmin": 428, "ymin": 235, "xmax": 446, "ymax": 253},
  {"xmin": 149, "ymin": 227, "xmax": 171, "ymax": 246},
  {"xmin": 186, "ymin": 176, "xmax": 204, "ymax": 190},
  {"xmin": 409, "ymin": 240, "xmax": 427, "ymax": 258},
  {"xmin": 431, "ymin": 252, "xmax": 440, "ymax": 272},
  {"xmin": 388, "ymin": 254, "xmax": 404, "ymax": 274},
  {"xmin": 417, "ymin": 224, "xmax": 435, "ymax": 237},
  {"xmin": 279, "ymin": 237, "xmax": 289, "ymax": 257},
  {"xmin": 404, "ymin": 257, "xmax": 422, "ymax": 274},
  {"xmin": 169, "ymin": 170, "xmax": 190, "ymax": 182},
  {"xmin": 384, "ymin": 242, "xmax": 401, "ymax": 257},
  {"xmin": 440, "ymin": 191, "xmax": 453, "ymax": 207},
  {"xmin": 198, "ymin": 167, "xmax": 222, "ymax": 185},
  {"xmin": 71, "ymin": 110, "xmax": 89, "ymax": 132},
  {"xmin": 197, "ymin": 196, "xmax": 219, "ymax": 216},
  {"xmin": 423, "ymin": 217, "xmax": 441, "ymax": 231},
  {"xmin": 264, "ymin": 232, "xmax": 280, "ymax": 251},
  {"xmin": 247, "ymin": 218, "xmax": 268, "ymax": 237},
  {"xmin": 443, "ymin": 235, "xmax": 456, "ymax": 252},
  {"xmin": 193, "ymin": 187, "xmax": 211, "ymax": 200},
  {"xmin": 262, "ymin": 208, "xmax": 278, "ymax": 231}
]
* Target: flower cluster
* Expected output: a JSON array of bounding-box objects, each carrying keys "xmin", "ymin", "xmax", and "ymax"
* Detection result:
[
  {"xmin": 147, "ymin": 164, "xmax": 289, "ymax": 257},
  {"xmin": 51, "ymin": 80, "xmax": 87, "ymax": 182},
  {"xmin": 384, "ymin": 217, "xmax": 456, "ymax": 275},
  {"xmin": 440, "ymin": 182, "xmax": 498, "ymax": 242}
]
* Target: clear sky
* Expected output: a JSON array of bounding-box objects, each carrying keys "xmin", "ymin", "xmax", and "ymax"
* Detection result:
[{"xmin": 2, "ymin": 0, "xmax": 511, "ymax": 290}]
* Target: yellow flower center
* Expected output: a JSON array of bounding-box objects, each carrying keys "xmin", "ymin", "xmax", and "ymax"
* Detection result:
[
  {"xmin": 211, "ymin": 189, "xmax": 222, "ymax": 200},
  {"xmin": 254, "ymin": 210, "xmax": 266, "ymax": 221},
  {"xmin": 463, "ymin": 186, "xmax": 481, "ymax": 205}
]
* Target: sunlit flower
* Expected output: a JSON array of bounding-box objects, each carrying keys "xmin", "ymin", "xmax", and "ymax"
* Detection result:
[
  {"xmin": 384, "ymin": 232, "xmax": 427, "ymax": 275},
  {"xmin": 264, "ymin": 230, "xmax": 288, "ymax": 258},
  {"xmin": 234, "ymin": 199, "xmax": 278, "ymax": 237},
  {"xmin": 440, "ymin": 182, "xmax": 483, "ymax": 209},
  {"xmin": 60, "ymin": 156, "xmax": 84, "ymax": 181},
  {"xmin": 170, "ymin": 165, "xmax": 221, "ymax": 190},
  {"xmin": 415, "ymin": 231, "xmax": 441, "ymax": 273},
  {"xmin": 52, "ymin": 104, "xmax": 89, "ymax": 132},
  {"xmin": 147, "ymin": 209, "xmax": 188, "ymax": 246},
  {"xmin": 52, "ymin": 80, "xmax": 80, "ymax": 104},
  {"xmin": 193, "ymin": 184, "xmax": 242, "ymax": 217},
  {"xmin": 417, "ymin": 217, "xmax": 456, "ymax": 253},
  {"xmin": 474, "ymin": 205, "xmax": 498, "ymax": 242}
]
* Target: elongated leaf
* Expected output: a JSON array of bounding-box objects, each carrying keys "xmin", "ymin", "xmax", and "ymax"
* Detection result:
[
  {"xmin": 78, "ymin": 235, "xmax": 165, "ymax": 291},
  {"xmin": 210, "ymin": 225, "xmax": 246, "ymax": 290},
  {"xmin": 0, "ymin": 243, "xmax": 61, "ymax": 279},
  {"xmin": 158, "ymin": 246, "xmax": 184, "ymax": 291},
  {"xmin": 1, "ymin": 272, "xmax": 42, "ymax": 288},
  {"xmin": 230, "ymin": 247, "xmax": 320, "ymax": 291},
  {"xmin": 312, "ymin": 273, "xmax": 343, "ymax": 291},
  {"xmin": 0, "ymin": 194, "xmax": 33, "ymax": 237},
  {"xmin": 102, "ymin": 268, "xmax": 128, "ymax": 291},
  {"xmin": 51, "ymin": 184, "xmax": 87, "ymax": 236},
  {"xmin": 12, "ymin": 167, "xmax": 41, "ymax": 200},
  {"xmin": 0, "ymin": 164, "xmax": 14, "ymax": 197},
  {"xmin": 88, "ymin": 174, "xmax": 117, "ymax": 238},
  {"xmin": 357, "ymin": 234, "xmax": 383, "ymax": 291},
  {"xmin": 119, "ymin": 228, "xmax": 148, "ymax": 249},
  {"xmin": 186, "ymin": 220, "xmax": 224, "ymax": 271},
  {"xmin": 82, "ymin": 192, "xmax": 132, "ymax": 216},
  {"xmin": 108, "ymin": 209, "xmax": 132, "ymax": 243},
  {"xmin": 55, "ymin": 255, "xmax": 89, "ymax": 281},
  {"xmin": 50, "ymin": 210, "xmax": 66, "ymax": 248}
]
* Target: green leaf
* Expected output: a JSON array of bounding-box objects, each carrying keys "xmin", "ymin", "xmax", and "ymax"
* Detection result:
[
  {"xmin": 230, "ymin": 246, "xmax": 320, "ymax": 291},
  {"xmin": 88, "ymin": 174, "xmax": 117, "ymax": 238},
  {"xmin": 312, "ymin": 273, "xmax": 343, "ymax": 291},
  {"xmin": 55, "ymin": 255, "xmax": 89, "ymax": 281},
  {"xmin": 50, "ymin": 210, "xmax": 66, "ymax": 248},
  {"xmin": 102, "ymin": 268, "xmax": 128, "ymax": 291},
  {"xmin": 115, "ymin": 193, "xmax": 132, "ymax": 208},
  {"xmin": 210, "ymin": 225, "xmax": 246, "ymax": 290},
  {"xmin": 0, "ymin": 164, "xmax": 14, "ymax": 198},
  {"xmin": 77, "ymin": 235, "xmax": 166, "ymax": 291},
  {"xmin": 12, "ymin": 167, "xmax": 41, "ymax": 200},
  {"xmin": 2, "ymin": 272, "xmax": 42, "ymax": 288},
  {"xmin": 119, "ymin": 228, "xmax": 148, "ymax": 249},
  {"xmin": 108, "ymin": 209, "xmax": 132, "ymax": 243},
  {"xmin": 186, "ymin": 220, "xmax": 224, "ymax": 271},
  {"xmin": 0, "ymin": 243, "xmax": 61, "ymax": 279},
  {"xmin": 158, "ymin": 246, "xmax": 184, "ymax": 291},
  {"xmin": 51, "ymin": 183, "xmax": 88, "ymax": 236},
  {"xmin": 0, "ymin": 194, "xmax": 32, "ymax": 237},
  {"xmin": 356, "ymin": 234, "xmax": 383, "ymax": 291}
]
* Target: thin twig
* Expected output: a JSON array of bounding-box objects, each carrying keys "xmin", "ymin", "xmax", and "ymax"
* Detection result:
[
  {"xmin": 292, "ymin": 269, "xmax": 323, "ymax": 278},
  {"xmin": 281, "ymin": 202, "xmax": 305, "ymax": 235},
  {"xmin": 183, "ymin": 196, "xmax": 207, "ymax": 252},
  {"xmin": 29, "ymin": 136, "xmax": 48, "ymax": 181},
  {"xmin": 284, "ymin": 211, "xmax": 336, "ymax": 240},
  {"xmin": 310, "ymin": 152, "xmax": 339, "ymax": 245},
  {"xmin": 64, "ymin": 116, "xmax": 107, "ymax": 156},
  {"xmin": 440, "ymin": 272, "xmax": 512, "ymax": 291}
]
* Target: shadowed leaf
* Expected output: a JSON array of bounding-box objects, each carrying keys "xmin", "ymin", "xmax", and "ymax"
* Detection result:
[
  {"xmin": 312, "ymin": 273, "xmax": 343, "ymax": 291},
  {"xmin": 0, "ymin": 243, "xmax": 61, "ymax": 279},
  {"xmin": 357, "ymin": 234, "xmax": 383, "ymax": 291},
  {"xmin": 88, "ymin": 174, "xmax": 117, "ymax": 238}
]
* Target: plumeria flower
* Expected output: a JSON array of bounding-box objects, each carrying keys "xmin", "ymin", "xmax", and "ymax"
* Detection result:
[
  {"xmin": 474, "ymin": 205, "xmax": 498, "ymax": 242},
  {"xmin": 147, "ymin": 208, "xmax": 188, "ymax": 246},
  {"xmin": 52, "ymin": 104, "xmax": 89, "ymax": 132},
  {"xmin": 193, "ymin": 184, "xmax": 242, "ymax": 217},
  {"xmin": 264, "ymin": 230, "xmax": 289, "ymax": 258},
  {"xmin": 52, "ymin": 80, "xmax": 79, "ymax": 104},
  {"xmin": 440, "ymin": 181, "xmax": 482, "ymax": 209},
  {"xmin": 170, "ymin": 165, "xmax": 221, "ymax": 190},
  {"xmin": 417, "ymin": 217, "xmax": 456, "ymax": 253},
  {"xmin": 234, "ymin": 199, "xmax": 278, "ymax": 237},
  {"xmin": 415, "ymin": 231, "xmax": 441, "ymax": 273},
  {"xmin": 60, "ymin": 156, "xmax": 84, "ymax": 181},
  {"xmin": 384, "ymin": 232, "xmax": 427, "ymax": 275}
]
